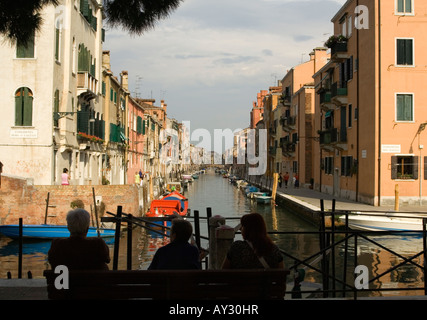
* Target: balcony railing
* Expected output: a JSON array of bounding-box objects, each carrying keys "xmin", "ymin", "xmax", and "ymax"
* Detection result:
[
  {"xmin": 331, "ymin": 42, "xmax": 348, "ymax": 56},
  {"xmin": 331, "ymin": 82, "xmax": 348, "ymax": 98}
]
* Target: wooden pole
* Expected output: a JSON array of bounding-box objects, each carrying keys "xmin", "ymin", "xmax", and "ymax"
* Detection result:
[
  {"xmin": 92, "ymin": 187, "xmax": 100, "ymax": 237},
  {"xmin": 272, "ymin": 173, "xmax": 278, "ymax": 201},
  {"xmin": 44, "ymin": 192, "xmax": 50, "ymax": 224}
]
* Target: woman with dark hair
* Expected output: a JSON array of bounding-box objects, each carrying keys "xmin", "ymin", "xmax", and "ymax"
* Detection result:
[{"xmin": 222, "ymin": 213, "xmax": 284, "ymax": 269}]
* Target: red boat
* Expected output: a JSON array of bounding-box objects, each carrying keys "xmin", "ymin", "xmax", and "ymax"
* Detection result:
[
  {"xmin": 161, "ymin": 191, "xmax": 189, "ymax": 216},
  {"xmin": 146, "ymin": 191, "xmax": 188, "ymax": 218}
]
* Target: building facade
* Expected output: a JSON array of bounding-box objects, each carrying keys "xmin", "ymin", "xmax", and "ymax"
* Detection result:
[
  {"xmin": 314, "ymin": 0, "xmax": 427, "ymax": 205},
  {"xmin": 0, "ymin": 0, "xmax": 105, "ymax": 185}
]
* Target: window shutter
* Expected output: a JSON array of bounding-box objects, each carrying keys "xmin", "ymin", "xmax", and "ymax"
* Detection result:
[
  {"xmin": 413, "ymin": 156, "xmax": 419, "ymax": 180},
  {"xmin": 15, "ymin": 88, "xmax": 23, "ymax": 126},
  {"xmin": 397, "ymin": 0, "xmax": 404, "ymax": 12},
  {"xmin": 424, "ymin": 157, "xmax": 427, "ymax": 180},
  {"xmin": 23, "ymin": 88, "xmax": 33, "ymax": 126},
  {"xmin": 397, "ymin": 39, "xmax": 405, "ymax": 65},
  {"xmin": 391, "ymin": 156, "xmax": 397, "ymax": 179},
  {"xmin": 142, "ymin": 120, "xmax": 146, "ymax": 135},
  {"xmin": 406, "ymin": 39, "xmax": 413, "ymax": 65},
  {"xmin": 101, "ymin": 120, "xmax": 105, "ymax": 140},
  {"xmin": 77, "ymin": 110, "xmax": 89, "ymax": 134}
]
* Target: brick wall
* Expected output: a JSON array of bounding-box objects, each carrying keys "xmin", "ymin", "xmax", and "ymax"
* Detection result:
[{"xmin": 0, "ymin": 175, "xmax": 141, "ymax": 226}]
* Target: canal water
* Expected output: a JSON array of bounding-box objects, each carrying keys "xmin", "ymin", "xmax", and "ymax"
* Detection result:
[{"xmin": 0, "ymin": 168, "xmax": 425, "ymax": 298}]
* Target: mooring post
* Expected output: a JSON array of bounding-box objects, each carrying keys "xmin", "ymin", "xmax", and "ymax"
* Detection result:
[
  {"xmin": 214, "ymin": 224, "xmax": 235, "ymax": 270},
  {"xmin": 208, "ymin": 215, "xmax": 225, "ymax": 269}
]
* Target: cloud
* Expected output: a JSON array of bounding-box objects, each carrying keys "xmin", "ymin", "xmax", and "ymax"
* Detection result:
[{"xmin": 104, "ymin": 0, "xmax": 346, "ymax": 141}]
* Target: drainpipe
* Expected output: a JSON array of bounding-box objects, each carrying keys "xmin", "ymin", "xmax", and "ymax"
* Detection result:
[
  {"xmin": 356, "ymin": 0, "xmax": 359, "ymax": 202},
  {"xmin": 377, "ymin": 0, "xmax": 382, "ymax": 206}
]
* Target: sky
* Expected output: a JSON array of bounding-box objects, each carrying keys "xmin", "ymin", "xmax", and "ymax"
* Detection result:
[{"xmin": 104, "ymin": 0, "xmax": 347, "ymax": 150}]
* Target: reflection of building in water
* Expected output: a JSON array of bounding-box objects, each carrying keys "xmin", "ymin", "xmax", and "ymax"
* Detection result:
[{"xmin": 358, "ymin": 237, "xmax": 424, "ymax": 297}]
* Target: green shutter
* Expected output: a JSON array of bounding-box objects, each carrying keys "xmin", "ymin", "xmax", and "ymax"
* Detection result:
[
  {"xmin": 142, "ymin": 120, "xmax": 146, "ymax": 134},
  {"xmin": 405, "ymin": 0, "xmax": 412, "ymax": 12},
  {"xmin": 77, "ymin": 110, "xmax": 90, "ymax": 134},
  {"xmin": 16, "ymin": 33, "xmax": 35, "ymax": 58},
  {"xmin": 55, "ymin": 28, "xmax": 60, "ymax": 61},
  {"xmin": 397, "ymin": 0, "xmax": 404, "ymax": 12},
  {"xmin": 15, "ymin": 88, "xmax": 23, "ymax": 126},
  {"xmin": 137, "ymin": 116, "xmax": 142, "ymax": 134}
]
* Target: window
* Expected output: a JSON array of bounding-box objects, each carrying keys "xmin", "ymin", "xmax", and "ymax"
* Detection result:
[
  {"xmin": 347, "ymin": 16, "xmax": 352, "ymax": 37},
  {"xmin": 15, "ymin": 87, "xmax": 33, "ymax": 126},
  {"xmin": 16, "ymin": 33, "xmax": 35, "ymax": 58},
  {"xmin": 341, "ymin": 156, "xmax": 353, "ymax": 176},
  {"xmin": 53, "ymin": 89, "xmax": 59, "ymax": 127},
  {"xmin": 348, "ymin": 104, "xmax": 352, "ymax": 128},
  {"xmin": 396, "ymin": 0, "xmax": 413, "ymax": 14},
  {"xmin": 396, "ymin": 39, "xmax": 413, "ymax": 66},
  {"xmin": 323, "ymin": 157, "xmax": 334, "ymax": 175},
  {"xmin": 396, "ymin": 94, "xmax": 413, "ymax": 122},
  {"xmin": 55, "ymin": 27, "xmax": 61, "ymax": 61},
  {"xmin": 391, "ymin": 155, "xmax": 418, "ymax": 179}
]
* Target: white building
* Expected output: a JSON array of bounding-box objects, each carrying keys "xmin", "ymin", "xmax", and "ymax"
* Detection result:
[{"xmin": 0, "ymin": 0, "xmax": 105, "ymax": 185}]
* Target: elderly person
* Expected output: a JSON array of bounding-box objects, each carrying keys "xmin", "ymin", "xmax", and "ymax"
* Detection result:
[{"xmin": 48, "ymin": 208, "xmax": 111, "ymax": 270}]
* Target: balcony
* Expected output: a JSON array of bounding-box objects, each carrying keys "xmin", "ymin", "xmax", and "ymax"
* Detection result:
[
  {"xmin": 281, "ymin": 116, "xmax": 296, "ymax": 132},
  {"xmin": 319, "ymin": 128, "xmax": 347, "ymax": 151},
  {"xmin": 281, "ymin": 142, "xmax": 296, "ymax": 157},
  {"xmin": 77, "ymin": 71, "xmax": 98, "ymax": 101},
  {"xmin": 330, "ymin": 42, "xmax": 349, "ymax": 62},
  {"xmin": 331, "ymin": 82, "xmax": 348, "ymax": 106},
  {"xmin": 319, "ymin": 91, "xmax": 334, "ymax": 111}
]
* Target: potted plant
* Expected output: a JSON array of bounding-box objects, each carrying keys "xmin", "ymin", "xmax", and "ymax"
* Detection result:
[{"xmin": 324, "ymin": 34, "xmax": 348, "ymax": 48}]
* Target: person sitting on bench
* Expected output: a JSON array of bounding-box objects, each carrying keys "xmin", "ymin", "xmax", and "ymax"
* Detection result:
[
  {"xmin": 148, "ymin": 218, "xmax": 201, "ymax": 270},
  {"xmin": 47, "ymin": 208, "xmax": 111, "ymax": 270}
]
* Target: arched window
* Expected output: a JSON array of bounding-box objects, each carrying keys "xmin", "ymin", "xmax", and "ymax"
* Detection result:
[{"xmin": 15, "ymin": 87, "xmax": 33, "ymax": 126}]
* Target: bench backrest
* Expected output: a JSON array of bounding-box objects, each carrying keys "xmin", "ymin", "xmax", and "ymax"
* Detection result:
[{"xmin": 44, "ymin": 269, "xmax": 289, "ymax": 300}]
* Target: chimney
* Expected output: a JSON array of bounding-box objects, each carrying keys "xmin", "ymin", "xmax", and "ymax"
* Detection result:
[
  {"xmin": 120, "ymin": 71, "xmax": 128, "ymax": 91},
  {"xmin": 102, "ymin": 50, "xmax": 111, "ymax": 70}
]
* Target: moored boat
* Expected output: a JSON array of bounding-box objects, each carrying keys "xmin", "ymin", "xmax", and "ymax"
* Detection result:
[
  {"xmin": 254, "ymin": 193, "xmax": 272, "ymax": 204},
  {"xmin": 343, "ymin": 212, "xmax": 424, "ymax": 233},
  {"xmin": 161, "ymin": 191, "xmax": 189, "ymax": 215},
  {"xmin": 0, "ymin": 224, "xmax": 115, "ymax": 240}
]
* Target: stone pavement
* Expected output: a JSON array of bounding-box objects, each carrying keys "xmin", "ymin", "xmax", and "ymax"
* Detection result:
[{"xmin": 274, "ymin": 184, "xmax": 427, "ymax": 214}]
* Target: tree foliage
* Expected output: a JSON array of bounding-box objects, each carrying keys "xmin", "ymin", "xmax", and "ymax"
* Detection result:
[
  {"xmin": 0, "ymin": 0, "xmax": 184, "ymax": 44},
  {"xmin": 0, "ymin": 0, "xmax": 59, "ymax": 44}
]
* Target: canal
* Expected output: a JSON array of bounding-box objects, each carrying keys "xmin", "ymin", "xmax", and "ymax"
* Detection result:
[{"xmin": 0, "ymin": 168, "xmax": 425, "ymax": 298}]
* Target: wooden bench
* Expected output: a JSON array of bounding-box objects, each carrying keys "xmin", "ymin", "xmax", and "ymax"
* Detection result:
[{"xmin": 43, "ymin": 269, "xmax": 290, "ymax": 300}]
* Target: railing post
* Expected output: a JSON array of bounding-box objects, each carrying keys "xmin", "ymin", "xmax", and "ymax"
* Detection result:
[
  {"xmin": 113, "ymin": 206, "xmax": 122, "ymax": 271},
  {"xmin": 127, "ymin": 214, "xmax": 133, "ymax": 270},
  {"xmin": 18, "ymin": 218, "xmax": 23, "ymax": 279},
  {"xmin": 194, "ymin": 210, "xmax": 201, "ymax": 250}
]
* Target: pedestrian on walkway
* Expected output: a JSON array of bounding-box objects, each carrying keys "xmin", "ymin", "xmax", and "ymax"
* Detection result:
[
  {"xmin": 278, "ymin": 173, "xmax": 282, "ymax": 188},
  {"xmin": 135, "ymin": 171, "xmax": 140, "ymax": 186},
  {"xmin": 284, "ymin": 172, "xmax": 289, "ymax": 188}
]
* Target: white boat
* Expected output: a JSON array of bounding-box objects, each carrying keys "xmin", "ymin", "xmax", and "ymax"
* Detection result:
[{"xmin": 342, "ymin": 212, "xmax": 424, "ymax": 232}]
